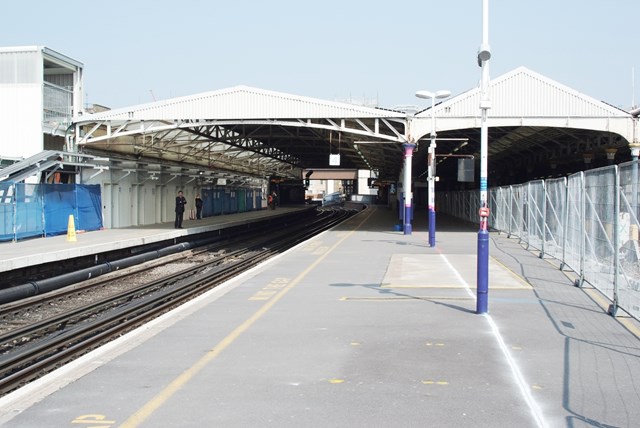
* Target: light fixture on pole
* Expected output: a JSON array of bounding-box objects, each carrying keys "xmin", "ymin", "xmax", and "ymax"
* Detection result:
[
  {"xmin": 476, "ymin": 0, "xmax": 491, "ymax": 314},
  {"xmin": 415, "ymin": 90, "xmax": 451, "ymax": 247}
]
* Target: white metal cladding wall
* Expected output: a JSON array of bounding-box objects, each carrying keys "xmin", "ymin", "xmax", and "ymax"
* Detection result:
[
  {"xmin": 0, "ymin": 49, "xmax": 40, "ymax": 84},
  {"xmin": 439, "ymin": 162, "xmax": 640, "ymax": 321},
  {"xmin": 0, "ymin": 86, "xmax": 43, "ymax": 158},
  {"xmin": 81, "ymin": 167, "xmax": 267, "ymax": 229}
]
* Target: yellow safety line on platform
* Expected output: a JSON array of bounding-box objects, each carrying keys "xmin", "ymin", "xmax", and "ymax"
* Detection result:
[
  {"xmin": 381, "ymin": 284, "xmax": 473, "ymax": 289},
  {"xmin": 119, "ymin": 208, "xmax": 376, "ymax": 428},
  {"xmin": 380, "ymin": 284, "xmax": 532, "ymax": 290},
  {"xmin": 340, "ymin": 296, "xmax": 475, "ymax": 301},
  {"xmin": 489, "ymin": 256, "xmax": 534, "ymax": 288},
  {"xmin": 584, "ymin": 288, "xmax": 640, "ymax": 340}
]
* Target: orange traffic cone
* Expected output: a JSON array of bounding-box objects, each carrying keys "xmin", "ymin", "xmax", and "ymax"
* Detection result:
[{"xmin": 66, "ymin": 214, "xmax": 77, "ymax": 242}]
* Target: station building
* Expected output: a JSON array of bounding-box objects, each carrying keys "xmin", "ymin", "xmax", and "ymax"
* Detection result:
[{"xmin": 0, "ymin": 45, "xmax": 638, "ymax": 239}]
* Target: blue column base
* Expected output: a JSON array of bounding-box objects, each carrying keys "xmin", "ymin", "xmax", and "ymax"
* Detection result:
[
  {"xmin": 476, "ymin": 229, "xmax": 489, "ymax": 314},
  {"xmin": 404, "ymin": 205, "xmax": 412, "ymax": 235},
  {"xmin": 428, "ymin": 209, "xmax": 436, "ymax": 247},
  {"xmin": 404, "ymin": 223, "xmax": 412, "ymax": 235}
]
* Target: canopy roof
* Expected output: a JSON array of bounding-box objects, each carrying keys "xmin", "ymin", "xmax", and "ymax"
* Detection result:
[{"xmin": 74, "ymin": 67, "xmax": 635, "ymax": 185}]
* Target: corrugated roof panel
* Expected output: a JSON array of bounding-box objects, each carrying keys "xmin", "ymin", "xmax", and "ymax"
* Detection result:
[
  {"xmin": 421, "ymin": 67, "xmax": 630, "ymax": 119},
  {"xmin": 81, "ymin": 86, "xmax": 405, "ymax": 122}
]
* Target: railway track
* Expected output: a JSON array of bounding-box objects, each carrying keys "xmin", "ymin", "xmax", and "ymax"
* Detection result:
[{"xmin": 0, "ymin": 207, "xmax": 356, "ymax": 396}]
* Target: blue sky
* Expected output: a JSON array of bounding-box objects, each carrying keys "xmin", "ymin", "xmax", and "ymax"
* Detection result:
[{"xmin": 3, "ymin": 0, "xmax": 639, "ymax": 111}]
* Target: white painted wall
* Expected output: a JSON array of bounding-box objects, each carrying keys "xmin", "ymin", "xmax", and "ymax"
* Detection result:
[{"xmin": 0, "ymin": 86, "xmax": 42, "ymax": 158}]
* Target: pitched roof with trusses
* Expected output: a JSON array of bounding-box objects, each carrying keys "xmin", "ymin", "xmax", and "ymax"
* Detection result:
[
  {"xmin": 73, "ymin": 68, "xmax": 636, "ymax": 186},
  {"xmin": 75, "ymin": 86, "xmax": 408, "ymax": 180},
  {"xmin": 412, "ymin": 67, "xmax": 634, "ymax": 184}
]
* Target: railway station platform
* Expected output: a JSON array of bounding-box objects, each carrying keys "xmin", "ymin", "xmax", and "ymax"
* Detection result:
[
  {"xmin": 0, "ymin": 205, "xmax": 315, "ymax": 273},
  {"xmin": 1, "ymin": 205, "xmax": 640, "ymax": 427}
]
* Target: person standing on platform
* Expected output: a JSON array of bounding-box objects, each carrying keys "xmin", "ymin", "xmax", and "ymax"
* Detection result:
[
  {"xmin": 268, "ymin": 191, "xmax": 277, "ymax": 210},
  {"xmin": 175, "ymin": 190, "xmax": 187, "ymax": 228},
  {"xmin": 195, "ymin": 194, "xmax": 203, "ymax": 219}
]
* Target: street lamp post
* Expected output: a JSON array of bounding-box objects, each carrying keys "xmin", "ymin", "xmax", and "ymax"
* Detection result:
[
  {"xmin": 476, "ymin": 0, "xmax": 491, "ymax": 314},
  {"xmin": 415, "ymin": 90, "xmax": 451, "ymax": 247}
]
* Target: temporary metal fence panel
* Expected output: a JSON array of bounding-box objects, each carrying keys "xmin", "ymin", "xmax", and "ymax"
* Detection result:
[
  {"xmin": 544, "ymin": 177, "xmax": 567, "ymax": 262},
  {"xmin": 213, "ymin": 189, "xmax": 223, "ymax": 215},
  {"xmin": 255, "ymin": 190, "xmax": 262, "ymax": 210},
  {"xmin": 237, "ymin": 189, "xmax": 247, "ymax": 212},
  {"xmin": 617, "ymin": 161, "xmax": 640, "ymax": 319},
  {"xmin": 0, "ymin": 183, "xmax": 102, "ymax": 241},
  {"xmin": 564, "ymin": 173, "xmax": 584, "ymax": 278},
  {"xmin": 438, "ymin": 160, "xmax": 640, "ymax": 321},
  {"xmin": 510, "ymin": 184, "xmax": 525, "ymax": 240},
  {"xmin": 245, "ymin": 189, "xmax": 254, "ymax": 211},
  {"xmin": 583, "ymin": 166, "xmax": 617, "ymax": 299},
  {"xmin": 15, "ymin": 183, "xmax": 44, "ymax": 240},
  {"xmin": 491, "ymin": 186, "xmax": 510, "ymax": 233},
  {"xmin": 524, "ymin": 180, "xmax": 546, "ymax": 252}
]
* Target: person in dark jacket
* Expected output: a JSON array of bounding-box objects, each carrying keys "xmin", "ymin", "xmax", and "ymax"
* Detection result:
[
  {"xmin": 195, "ymin": 194, "xmax": 203, "ymax": 219},
  {"xmin": 175, "ymin": 190, "xmax": 187, "ymax": 228}
]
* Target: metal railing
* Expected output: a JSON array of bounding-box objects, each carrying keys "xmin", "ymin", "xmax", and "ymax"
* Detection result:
[
  {"xmin": 43, "ymin": 82, "xmax": 73, "ymax": 126},
  {"xmin": 438, "ymin": 160, "xmax": 640, "ymax": 321}
]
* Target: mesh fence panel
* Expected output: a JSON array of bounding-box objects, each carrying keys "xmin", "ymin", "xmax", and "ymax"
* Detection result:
[
  {"xmin": 0, "ymin": 183, "xmax": 16, "ymax": 241},
  {"xmin": 525, "ymin": 181, "xmax": 546, "ymax": 252},
  {"xmin": 618, "ymin": 161, "xmax": 640, "ymax": 318},
  {"xmin": 15, "ymin": 183, "xmax": 44, "ymax": 240},
  {"xmin": 583, "ymin": 166, "xmax": 616, "ymax": 298},
  {"xmin": 491, "ymin": 187, "xmax": 509, "ymax": 232},
  {"xmin": 510, "ymin": 184, "xmax": 525, "ymax": 240},
  {"xmin": 564, "ymin": 173, "xmax": 584, "ymax": 276},
  {"xmin": 439, "ymin": 160, "xmax": 640, "ymax": 321},
  {"xmin": 544, "ymin": 177, "xmax": 567, "ymax": 261}
]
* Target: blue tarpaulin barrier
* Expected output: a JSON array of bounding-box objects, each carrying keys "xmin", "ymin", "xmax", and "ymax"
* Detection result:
[{"xmin": 0, "ymin": 183, "xmax": 103, "ymax": 242}]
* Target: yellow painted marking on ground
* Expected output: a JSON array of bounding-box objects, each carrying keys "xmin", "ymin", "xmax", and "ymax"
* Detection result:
[
  {"xmin": 383, "ymin": 254, "xmax": 531, "ymax": 290},
  {"xmin": 248, "ymin": 278, "xmax": 290, "ymax": 301},
  {"xmin": 512, "ymin": 346, "xmax": 523, "ymax": 351},
  {"xmin": 248, "ymin": 290, "xmax": 278, "ymax": 300},
  {"xmin": 71, "ymin": 414, "xmax": 116, "ymax": 425},
  {"xmin": 425, "ymin": 342, "xmax": 445, "ymax": 347},
  {"xmin": 328, "ymin": 379, "xmax": 345, "ymax": 384},
  {"xmin": 584, "ymin": 288, "xmax": 640, "ymax": 340},
  {"xmin": 618, "ymin": 317, "xmax": 640, "ymax": 340},
  {"xmin": 532, "ymin": 384, "xmax": 544, "ymax": 390},
  {"xmin": 381, "ymin": 284, "xmax": 471, "ymax": 289},
  {"xmin": 489, "ymin": 256, "xmax": 533, "ymax": 288},
  {"xmin": 312, "ymin": 246, "xmax": 329, "ymax": 255},
  {"xmin": 119, "ymin": 207, "xmax": 377, "ymax": 428},
  {"xmin": 381, "ymin": 283, "xmax": 530, "ymax": 290},
  {"xmin": 350, "ymin": 341, "xmax": 361, "ymax": 346},
  {"xmin": 340, "ymin": 296, "xmax": 474, "ymax": 301},
  {"xmin": 421, "ymin": 380, "xmax": 449, "ymax": 385}
]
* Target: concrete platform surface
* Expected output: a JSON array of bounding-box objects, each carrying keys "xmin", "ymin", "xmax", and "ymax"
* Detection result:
[
  {"xmin": 0, "ymin": 206, "xmax": 311, "ymax": 273},
  {"xmin": 0, "ymin": 206, "xmax": 639, "ymax": 428}
]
